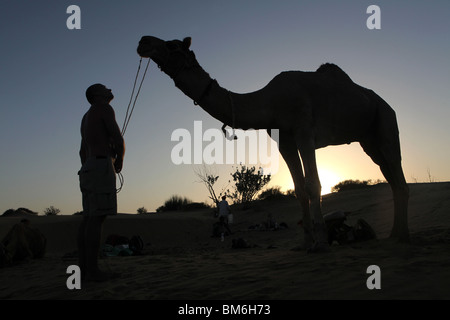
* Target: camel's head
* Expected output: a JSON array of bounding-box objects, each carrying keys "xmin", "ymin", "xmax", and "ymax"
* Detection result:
[{"xmin": 137, "ymin": 36, "xmax": 198, "ymax": 79}]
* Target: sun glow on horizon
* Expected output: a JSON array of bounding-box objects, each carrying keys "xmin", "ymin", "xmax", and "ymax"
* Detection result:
[
  {"xmin": 275, "ymin": 167, "xmax": 342, "ymax": 196},
  {"xmin": 318, "ymin": 168, "xmax": 342, "ymax": 195}
]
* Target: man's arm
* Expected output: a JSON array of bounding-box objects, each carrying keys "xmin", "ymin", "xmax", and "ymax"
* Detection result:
[
  {"xmin": 79, "ymin": 139, "xmax": 87, "ymax": 165},
  {"xmin": 79, "ymin": 115, "xmax": 87, "ymax": 165},
  {"xmin": 103, "ymin": 105, "xmax": 125, "ymax": 173}
]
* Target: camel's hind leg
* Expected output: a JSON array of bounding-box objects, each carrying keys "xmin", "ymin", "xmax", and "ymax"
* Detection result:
[
  {"xmin": 278, "ymin": 130, "xmax": 313, "ymax": 249},
  {"xmin": 360, "ymin": 137, "xmax": 410, "ymax": 242}
]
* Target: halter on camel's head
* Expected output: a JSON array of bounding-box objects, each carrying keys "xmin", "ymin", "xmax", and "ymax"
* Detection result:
[{"xmin": 137, "ymin": 36, "xmax": 200, "ymax": 81}]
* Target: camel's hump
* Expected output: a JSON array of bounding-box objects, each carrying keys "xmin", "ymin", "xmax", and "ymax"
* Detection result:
[{"xmin": 316, "ymin": 63, "xmax": 353, "ymax": 83}]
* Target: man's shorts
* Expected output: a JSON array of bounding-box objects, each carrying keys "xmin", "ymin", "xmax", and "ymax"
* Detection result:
[{"xmin": 79, "ymin": 157, "xmax": 117, "ymax": 216}]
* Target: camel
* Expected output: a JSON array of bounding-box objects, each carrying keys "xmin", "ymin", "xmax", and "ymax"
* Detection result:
[{"xmin": 137, "ymin": 36, "xmax": 410, "ymax": 251}]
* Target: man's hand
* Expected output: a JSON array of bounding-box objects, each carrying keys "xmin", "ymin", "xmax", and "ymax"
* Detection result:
[{"xmin": 114, "ymin": 159, "xmax": 123, "ymax": 173}]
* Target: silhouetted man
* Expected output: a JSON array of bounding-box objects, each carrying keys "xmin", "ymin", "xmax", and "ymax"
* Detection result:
[
  {"xmin": 217, "ymin": 196, "xmax": 232, "ymax": 235},
  {"xmin": 78, "ymin": 84, "xmax": 125, "ymax": 281}
]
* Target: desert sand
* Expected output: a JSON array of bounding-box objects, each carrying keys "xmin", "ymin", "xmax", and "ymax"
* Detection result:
[{"xmin": 1, "ymin": 182, "xmax": 450, "ymax": 300}]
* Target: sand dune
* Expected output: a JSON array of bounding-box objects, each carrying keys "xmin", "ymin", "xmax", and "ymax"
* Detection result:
[{"xmin": 1, "ymin": 182, "xmax": 450, "ymax": 300}]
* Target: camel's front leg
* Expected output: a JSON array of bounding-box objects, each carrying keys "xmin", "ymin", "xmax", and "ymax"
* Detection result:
[
  {"xmin": 297, "ymin": 137, "xmax": 329, "ymax": 252},
  {"xmin": 277, "ymin": 130, "xmax": 313, "ymax": 249}
]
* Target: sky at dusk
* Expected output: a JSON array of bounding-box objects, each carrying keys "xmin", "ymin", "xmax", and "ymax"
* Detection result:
[{"xmin": 0, "ymin": 1, "xmax": 449, "ymax": 215}]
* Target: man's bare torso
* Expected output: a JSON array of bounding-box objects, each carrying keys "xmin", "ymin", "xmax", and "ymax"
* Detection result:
[{"xmin": 80, "ymin": 103, "xmax": 124, "ymax": 167}]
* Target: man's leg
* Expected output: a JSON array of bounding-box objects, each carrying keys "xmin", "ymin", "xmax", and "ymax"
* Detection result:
[
  {"xmin": 85, "ymin": 215, "xmax": 107, "ymax": 280},
  {"xmin": 77, "ymin": 215, "xmax": 89, "ymax": 277}
]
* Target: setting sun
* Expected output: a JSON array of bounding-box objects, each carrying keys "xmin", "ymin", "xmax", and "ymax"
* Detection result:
[
  {"xmin": 273, "ymin": 165, "xmax": 341, "ymax": 196},
  {"xmin": 318, "ymin": 168, "xmax": 341, "ymax": 195}
]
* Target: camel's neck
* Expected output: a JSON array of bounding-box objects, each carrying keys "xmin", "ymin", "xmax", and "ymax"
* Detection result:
[
  {"xmin": 172, "ymin": 65, "xmax": 271, "ymax": 130},
  {"xmin": 197, "ymin": 80, "xmax": 236, "ymax": 128}
]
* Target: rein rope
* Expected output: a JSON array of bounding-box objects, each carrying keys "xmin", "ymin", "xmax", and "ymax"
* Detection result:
[
  {"xmin": 122, "ymin": 57, "xmax": 151, "ymax": 135},
  {"xmin": 117, "ymin": 57, "xmax": 151, "ymax": 193}
]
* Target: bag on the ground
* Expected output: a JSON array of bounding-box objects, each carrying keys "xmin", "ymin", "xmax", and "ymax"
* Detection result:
[
  {"xmin": 353, "ymin": 219, "xmax": 376, "ymax": 241},
  {"xmin": 324, "ymin": 211, "xmax": 376, "ymax": 245},
  {"xmin": 104, "ymin": 234, "xmax": 144, "ymax": 256},
  {"xmin": 129, "ymin": 235, "xmax": 144, "ymax": 255},
  {"xmin": 105, "ymin": 234, "xmax": 129, "ymax": 246}
]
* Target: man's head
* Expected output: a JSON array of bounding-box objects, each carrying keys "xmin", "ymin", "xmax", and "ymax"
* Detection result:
[
  {"xmin": 222, "ymin": 196, "xmax": 226, "ymax": 201},
  {"xmin": 86, "ymin": 84, "xmax": 114, "ymax": 105}
]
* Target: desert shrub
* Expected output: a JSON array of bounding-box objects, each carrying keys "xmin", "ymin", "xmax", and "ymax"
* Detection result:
[
  {"xmin": 194, "ymin": 165, "xmax": 228, "ymax": 206},
  {"xmin": 331, "ymin": 180, "xmax": 373, "ymax": 193},
  {"xmin": 157, "ymin": 195, "xmax": 193, "ymax": 212},
  {"xmin": 137, "ymin": 207, "xmax": 148, "ymax": 214},
  {"xmin": 285, "ymin": 189, "xmax": 296, "ymax": 198},
  {"xmin": 258, "ymin": 186, "xmax": 285, "ymax": 201},
  {"xmin": 182, "ymin": 202, "xmax": 211, "ymax": 211},
  {"xmin": 44, "ymin": 206, "xmax": 60, "ymax": 216},
  {"xmin": 228, "ymin": 165, "xmax": 271, "ymax": 204}
]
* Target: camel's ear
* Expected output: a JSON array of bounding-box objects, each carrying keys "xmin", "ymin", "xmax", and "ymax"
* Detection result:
[{"xmin": 182, "ymin": 37, "xmax": 191, "ymax": 49}]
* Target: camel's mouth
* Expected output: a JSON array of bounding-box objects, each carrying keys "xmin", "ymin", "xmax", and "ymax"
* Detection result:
[
  {"xmin": 137, "ymin": 47, "xmax": 150, "ymax": 58},
  {"xmin": 137, "ymin": 36, "xmax": 165, "ymax": 59},
  {"xmin": 137, "ymin": 38, "xmax": 152, "ymax": 58}
]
